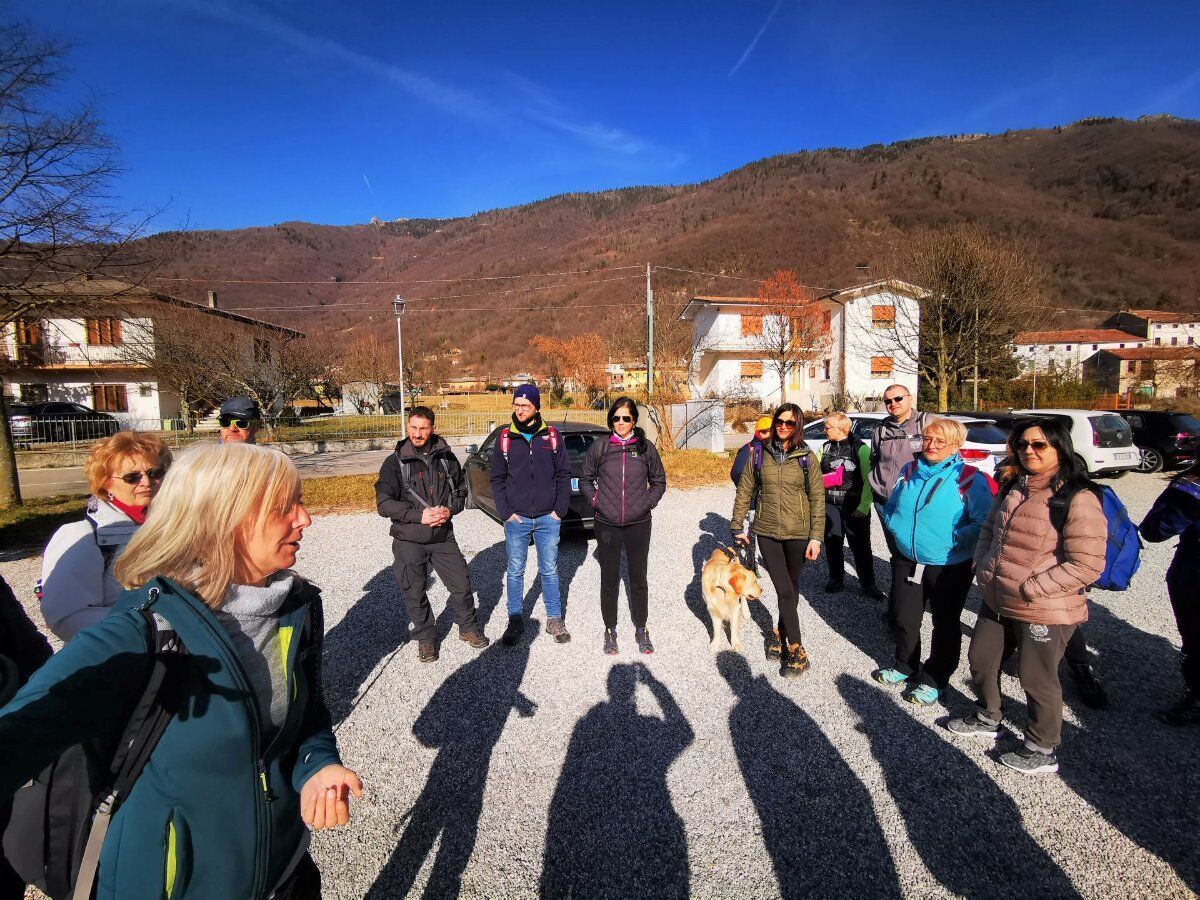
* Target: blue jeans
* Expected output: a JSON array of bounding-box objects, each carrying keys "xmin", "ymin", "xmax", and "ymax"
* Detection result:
[{"xmin": 504, "ymin": 514, "xmax": 562, "ymax": 618}]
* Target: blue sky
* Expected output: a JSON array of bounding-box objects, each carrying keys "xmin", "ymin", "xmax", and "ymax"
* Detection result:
[{"xmin": 19, "ymin": 0, "xmax": 1200, "ymax": 231}]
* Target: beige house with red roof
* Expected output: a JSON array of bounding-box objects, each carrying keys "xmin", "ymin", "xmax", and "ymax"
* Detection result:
[
  {"xmin": 1103, "ymin": 310, "xmax": 1200, "ymax": 348},
  {"xmin": 1083, "ymin": 346, "xmax": 1200, "ymax": 399},
  {"xmin": 1012, "ymin": 328, "xmax": 1146, "ymax": 376}
]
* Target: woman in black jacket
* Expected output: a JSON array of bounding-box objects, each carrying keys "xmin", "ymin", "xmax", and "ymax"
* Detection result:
[{"xmin": 580, "ymin": 397, "xmax": 667, "ymax": 655}]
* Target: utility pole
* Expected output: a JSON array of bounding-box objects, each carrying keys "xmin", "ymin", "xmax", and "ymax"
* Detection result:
[
  {"xmin": 645, "ymin": 262, "xmax": 654, "ymax": 400},
  {"xmin": 972, "ymin": 306, "xmax": 980, "ymax": 411},
  {"xmin": 1031, "ymin": 345, "xmax": 1038, "ymax": 409},
  {"xmin": 392, "ymin": 295, "xmax": 407, "ymax": 423}
]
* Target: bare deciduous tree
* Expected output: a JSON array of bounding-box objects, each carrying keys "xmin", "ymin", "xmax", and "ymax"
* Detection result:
[
  {"xmin": 337, "ymin": 331, "xmax": 396, "ymax": 413},
  {"xmin": 748, "ymin": 269, "xmax": 832, "ymax": 404}
]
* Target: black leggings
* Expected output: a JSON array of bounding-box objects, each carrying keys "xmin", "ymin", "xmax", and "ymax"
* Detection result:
[
  {"xmin": 758, "ymin": 535, "xmax": 806, "ymax": 645},
  {"xmin": 595, "ymin": 518, "xmax": 651, "ymax": 628}
]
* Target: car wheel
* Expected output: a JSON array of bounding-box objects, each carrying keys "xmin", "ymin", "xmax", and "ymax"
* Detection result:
[{"xmin": 1136, "ymin": 446, "xmax": 1164, "ymax": 474}]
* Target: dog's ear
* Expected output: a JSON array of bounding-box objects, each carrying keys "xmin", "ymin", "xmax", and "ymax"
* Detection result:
[{"xmin": 730, "ymin": 570, "xmax": 745, "ymax": 595}]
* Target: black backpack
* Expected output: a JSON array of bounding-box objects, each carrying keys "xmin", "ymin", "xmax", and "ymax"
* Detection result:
[{"xmin": 2, "ymin": 605, "xmax": 186, "ymax": 900}]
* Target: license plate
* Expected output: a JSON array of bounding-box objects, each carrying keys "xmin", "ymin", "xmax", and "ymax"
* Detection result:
[
  {"xmin": 1114, "ymin": 452, "xmax": 1132, "ymax": 460},
  {"xmin": 571, "ymin": 477, "xmax": 579, "ymax": 492}
]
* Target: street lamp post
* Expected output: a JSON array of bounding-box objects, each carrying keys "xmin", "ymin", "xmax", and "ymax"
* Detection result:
[{"xmin": 392, "ymin": 295, "xmax": 406, "ymax": 424}]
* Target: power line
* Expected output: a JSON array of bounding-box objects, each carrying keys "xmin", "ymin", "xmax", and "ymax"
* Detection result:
[
  {"xmin": 221, "ymin": 301, "xmax": 641, "ymax": 314},
  {"xmin": 148, "ymin": 264, "xmax": 642, "ymax": 286}
]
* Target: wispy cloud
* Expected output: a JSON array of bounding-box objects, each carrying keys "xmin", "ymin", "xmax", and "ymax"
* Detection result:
[
  {"xmin": 1142, "ymin": 67, "xmax": 1200, "ymax": 114},
  {"xmin": 730, "ymin": 0, "xmax": 786, "ymax": 77},
  {"xmin": 165, "ymin": 0, "xmax": 674, "ymax": 161}
]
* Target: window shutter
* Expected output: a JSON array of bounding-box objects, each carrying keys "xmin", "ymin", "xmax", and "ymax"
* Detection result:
[
  {"xmin": 740, "ymin": 361, "xmax": 763, "ymax": 378},
  {"xmin": 870, "ymin": 356, "xmax": 894, "ymax": 376},
  {"xmin": 741, "ymin": 314, "xmax": 763, "ymax": 337},
  {"xmin": 871, "ymin": 305, "xmax": 895, "ymax": 328}
]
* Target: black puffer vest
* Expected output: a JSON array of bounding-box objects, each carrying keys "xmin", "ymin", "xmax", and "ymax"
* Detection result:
[{"xmin": 821, "ymin": 438, "xmax": 865, "ymax": 511}]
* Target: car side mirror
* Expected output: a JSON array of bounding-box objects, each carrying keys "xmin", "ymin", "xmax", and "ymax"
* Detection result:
[{"xmin": 465, "ymin": 444, "xmax": 479, "ymax": 455}]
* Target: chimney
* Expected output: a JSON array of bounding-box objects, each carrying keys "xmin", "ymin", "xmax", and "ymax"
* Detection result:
[{"xmin": 207, "ymin": 290, "xmax": 218, "ymax": 309}]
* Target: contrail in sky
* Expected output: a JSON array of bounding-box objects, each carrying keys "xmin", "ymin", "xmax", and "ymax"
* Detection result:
[
  {"xmin": 730, "ymin": 0, "xmax": 786, "ymax": 77},
  {"xmin": 362, "ymin": 174, "xmax": 375, "ymax": 195}
]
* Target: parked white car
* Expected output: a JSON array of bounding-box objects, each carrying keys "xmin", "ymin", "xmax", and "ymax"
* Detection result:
[
  {"xmin": 801, "ymin": 412, "xmax": 1007, "ymax": 478},
  {"xmin": 1007, "ymin": 409, "xmax": 1138, "ymax": 477}
]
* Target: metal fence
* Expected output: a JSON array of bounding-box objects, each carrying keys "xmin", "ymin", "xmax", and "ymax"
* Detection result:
[{"xmin": 12, "ymin": 410, "xmax": 613, "ymax": 468}]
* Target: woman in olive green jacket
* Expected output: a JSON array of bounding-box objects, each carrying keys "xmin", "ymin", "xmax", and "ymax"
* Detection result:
[{"xmin": 733, "ymin": 403, "xmax": 825, "ymax": 678}]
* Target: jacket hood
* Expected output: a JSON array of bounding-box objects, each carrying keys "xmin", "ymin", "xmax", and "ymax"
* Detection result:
[{"xmin": 396, "ymin": 433, "xmax": 452, "ymax": 460}]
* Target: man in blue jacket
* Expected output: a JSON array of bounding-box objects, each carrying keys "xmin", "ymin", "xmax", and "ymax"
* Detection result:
[{"xmin": 490, "ymin": 384, "xmax": 573, "ymax": 647}]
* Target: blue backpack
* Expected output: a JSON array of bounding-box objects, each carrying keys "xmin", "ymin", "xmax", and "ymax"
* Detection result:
[{"xmin": 1048, "ymin": 481, "xmax": 1142, "ymax": 591}]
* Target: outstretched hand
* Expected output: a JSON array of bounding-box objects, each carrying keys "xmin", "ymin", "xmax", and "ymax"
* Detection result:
[{"xmin": 300, "ymin": 765, "xmax": 364, "ymax": 831}]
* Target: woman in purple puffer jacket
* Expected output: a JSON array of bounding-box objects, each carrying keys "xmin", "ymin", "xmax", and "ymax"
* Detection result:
[{"xmin": 580, "ymin": 397, "xmax": 667, "ymax": 656}]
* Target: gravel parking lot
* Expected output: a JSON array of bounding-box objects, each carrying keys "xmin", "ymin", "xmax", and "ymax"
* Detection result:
[{"xmin": 4, "ymin": 472, "xmax": 1197, "ymax": 898}]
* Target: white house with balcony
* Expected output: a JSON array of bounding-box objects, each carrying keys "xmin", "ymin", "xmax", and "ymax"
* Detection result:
[
  {"xmin": 681, "ymin": 279, "xmax": 922, "ymax": 411},
  {"xmin": 2, "ymin": 277, "xmax": 302, "ymax": 423},
  {"xmin": 1013, "ymin": 328, "xmax": 1147, "ymax": 377},
  {"xmin": 1102, "ymin": 309, "xmax": 1200, "ymax": 349}
]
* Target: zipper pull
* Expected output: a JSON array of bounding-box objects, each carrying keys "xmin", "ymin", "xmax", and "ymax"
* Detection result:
[{"xmin": 259, "ymin": 763, "xmax": 276, "ymax": 803}]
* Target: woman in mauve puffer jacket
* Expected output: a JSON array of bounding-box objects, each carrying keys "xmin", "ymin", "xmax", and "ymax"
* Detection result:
[
  {"xmin": 948, "ymin": 417, "xmax": 1106, "ymax": 776},
  {"xmin": 579, "ymin": 397, "xmax": 666, "ymax": 656}
]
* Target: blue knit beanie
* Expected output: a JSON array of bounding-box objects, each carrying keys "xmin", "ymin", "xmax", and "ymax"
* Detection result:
[{"xmin": 514, "ymin": 383, "xmax": 541, "ymax": 410}]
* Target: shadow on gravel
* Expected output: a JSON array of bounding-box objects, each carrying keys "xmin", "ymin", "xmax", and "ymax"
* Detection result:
[
  {"xmin": 365, "ymin": 598, "xmax": 542, "ymax": 899},
  {"xmin": 837, "ymin": 674, "xmax": 1080, "ymax": 898},
  {"xmin": 718, "ymin": 654, "xmax": 901, "ymax": 898},
  {"xmin": 323, "ymin": 541, "xmax": 510, "ymax": 726},
  {"xmin": 803, "ymin": 569, "xmax": 892, "ymax": 667},
  {"xmin": 1053, "ymin": 602, "xmax": 1200, "ymax": 893},
  {"xmin": 556, "ymin": 534, "xmax": 591, "ymax": 623},
  {"xmin": 540, "ymin": 663, "xmax": 693, "ymax": 899}
]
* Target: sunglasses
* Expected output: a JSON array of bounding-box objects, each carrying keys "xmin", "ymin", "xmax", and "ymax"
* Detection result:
[
  {"xmin": 613, "ymin": 415, "xmax": 634, "ymax": 423},
  {"xmin": 1015, "ymin": 439, "xmax": 1050, "ymax": 452},
  {"xmin": 883, "ymin": 395, "xmax": 906, "ymax": 405},
  {"xmin": 774, "ymin": 418, "xmax": 797, "ymax": 429},
  {"xmin": 118, "ymin": 467, "xmax": 166, "ymax": 485},
  {"xmin": 219, "ymin": 416, "xmax": 257, "ymax": 429}
]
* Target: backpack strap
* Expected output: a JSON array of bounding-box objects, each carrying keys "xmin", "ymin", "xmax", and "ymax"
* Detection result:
[
  {"xmin": 546, "ymin": 425, "xmax": 559, "ymax": 452},
  {"xmin": 898, "ymin": 460, "xmax": 917, "ymax": 485},
  {"xmin": 498, "ymin": 428, "xmax": 511, "ymax": 461},
  {"xmin": 87, "ymin": 511, "xmax": 119, "ymax": 570},
  {"xmin": 1047, "ymin": 481, "xmax": 1093, "ymax": 536},
  {"xmin": 955, "ymin": 464, "xmax": 996, "ymax": 498}
]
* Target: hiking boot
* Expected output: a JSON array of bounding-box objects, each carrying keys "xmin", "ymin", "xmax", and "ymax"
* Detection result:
[
  {"xmin": 1068, "ymin": 662, "xmax": 1108, "ymax": 709},
  {"xmin": 824, "ymin": 579, "xmax": 844, "ymax": 594},
  {"xmin": 945, "ymin": 714, "xmax": 1001, "ymax": 740},
  {"xmin": 872, "ymin": 667, "xmax": 908, "ymax": 687},
  {"xmin": 1000, "ymin": 745, "xmax": 1059, "ymax": 776},
  {"xmin": 459, "ymin": 628, "xmax": 490, "ymax": 650},
  {"xmin": 903, "ymin": 683, "xmax": 940, "ymax": 707},
  {"xmin": 764, "ymin": 628, "xmax": 782, "ymax": 660},
  {"xmin": 1161, "ymin": 691, "xmax": 1200, "ymax": 726},
  {"xmin": 603, "ymin": 627, "xmax": 618, "ymax": 655},
  {"xmin": 501, "ymin": 615, "xmax": 524, "ymax": 646},
  {"xmin": 635, "ymin": 627, "xmax": 654, "ymax": 655},
  {"xmin": 863, "ymin": 585, "xmax": 888, "ymax": 603},
  {"xmin": 780, "ymin": 642, "xmax": 810, "ymax": 678},
  {"xmin": 418, "ymin": 640, "xmax": 439, "ymax": 663},
  {"xmin": 546, "ymin": 617, "xmax": 572, "ymax": 644}
]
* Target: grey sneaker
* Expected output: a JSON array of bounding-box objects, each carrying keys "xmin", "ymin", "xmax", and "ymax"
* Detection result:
[
  {"xmin": 546, "ymin": 617, "xmax": 572, "ymax": 644},
  {"xmin": 1000, "ymin": 746, "xmax": 1059, "ymax": 775},
  {"xmin": 635, "ymin": 627, "xmax": 654, "ymax": 655},
  {"xmin": 603, "ymin": 628, "xmax": 618, "ymax": 655},
  {"xmin": 945, "ymin": 714, "xmax": 1000, "ymax": 740}
]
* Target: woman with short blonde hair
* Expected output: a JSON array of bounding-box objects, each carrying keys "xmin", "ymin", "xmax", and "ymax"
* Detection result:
[
  {"xmin": 2, "ymin": 442, "xmax": 361, "ymax": 898},
  {"xmin": 38, "ymin": 430, "xmax": 171, "ymax": 640}
]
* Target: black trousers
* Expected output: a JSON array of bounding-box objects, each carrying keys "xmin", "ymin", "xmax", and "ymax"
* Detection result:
[
  {"xmin": 825, "ymin": 506, "xmax": 876, "ymax": 589},
  {"xmin": 273, "ymin": 853, "xmax": 322, "ymax": 900},
  {"xmin": 392, "ymin": 536, "xmax": 479, "ymax": 642},
  {"xmin": 1168, "ymin": 569, "xmax": 1200, "ymax": 694},
  {"xmin": 890, "ymin": 557, "xmax": 973, "ymax": 688},
  {"xmin": 758, "ymin": 535, "xmax": 806, "ymax": 646},
  {"xmin": 594, "ymin": 518, "xmax": 652, "ymax": 628}
]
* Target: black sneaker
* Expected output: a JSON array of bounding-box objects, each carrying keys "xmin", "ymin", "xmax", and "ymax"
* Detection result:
[
  {"xmin": 824, "ymin": 579, "xmax": 844, "ymax": 594},
  {"xmin": 862, "ymin": 585, "xmax": 888, "ymax": 603},
  {"xmin": 603, "ymin": 628, "xmax": 618, "ymax": 655},
  {"xmin": 1068, "ymin": 662, "xmax": 1108, "ymax": 710},
  {"xmin": 418, "ymin": 640, "xmax": 439, "ymax": 663},
  {"xmin": 501, "ymin": 615, "xmax": 524, "ymax": 646},
  {"xmin": 1161, "ymin": 692, "xmax": 1200, "ymax": 726},
  {"xmin": 635, "ymin": 627, "xmax": 654, "ymax": 655}
]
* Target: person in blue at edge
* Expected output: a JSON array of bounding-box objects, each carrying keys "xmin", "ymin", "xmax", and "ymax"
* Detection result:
[
  {"xmin": 490, "ymin": 383, "xmax": 574, "ymax": 647},
  {"xmin": 874, "ymin": 418, "xmax": 994, "ymax": 707}
]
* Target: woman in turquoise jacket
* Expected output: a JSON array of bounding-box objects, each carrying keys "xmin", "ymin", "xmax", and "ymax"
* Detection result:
[
  {"xmin": 0, "ymin": 443, "xmax": 361, "ymax": 900},
  {"xmin": 875, "ymin": 418, "xmax": 995, "ymax": 706}
]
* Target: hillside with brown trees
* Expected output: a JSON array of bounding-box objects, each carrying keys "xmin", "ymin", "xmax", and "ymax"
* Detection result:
[{"xmin": 137, "ymin": 116, "xmax": 1200, "ymax": 372}]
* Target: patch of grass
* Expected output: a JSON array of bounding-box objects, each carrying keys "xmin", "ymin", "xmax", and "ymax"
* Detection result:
[
  {"xmin": 661, "ymin": 450, "xmax": 734, "ymax": 490},
  {"xmin": 0, "ymin": 494, "xmax": 89, "ymax": 553},
  {"xmin": 299, "ymin": 474, "xmax": 377, "ymax": 514}
]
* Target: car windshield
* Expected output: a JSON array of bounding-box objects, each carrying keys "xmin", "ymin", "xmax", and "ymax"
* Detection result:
[
  {"xmin": 564, "ymin": 433, "xmax": 601, "ymax": 460},
  {"xmin": 1169, "ymin": 414, "xmax": 1200, "ymax": 434},
  {"xmin": 964, "ymin": 424, "xmax": 1007, "ymax": 445}
]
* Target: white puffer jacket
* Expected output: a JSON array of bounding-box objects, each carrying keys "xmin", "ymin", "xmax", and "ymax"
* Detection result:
[{"xmin": 39, "ymin": 498, "xmax": 139, "ymax": 640}]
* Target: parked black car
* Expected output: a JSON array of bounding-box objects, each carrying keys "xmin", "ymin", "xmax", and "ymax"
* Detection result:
[
  {"xmin": 462, "ymin": 421, "xmax": 609, "ymax": 533},
  {"xmin": 1102, "ymin": 409, "xmax": 1200, "ymax": 473},
  {"xmin": 6, "ymin": 402, "xmax": 121, "ymax": 446}
]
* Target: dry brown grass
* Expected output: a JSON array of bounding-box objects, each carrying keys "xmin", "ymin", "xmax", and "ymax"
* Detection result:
[
  {"xmin": 661, "ymin": 450, "xmax": 733, "ymax": 490},
  {"xmin": 299, "ymin": 474, "xmax": 377, "ymax": 514}
]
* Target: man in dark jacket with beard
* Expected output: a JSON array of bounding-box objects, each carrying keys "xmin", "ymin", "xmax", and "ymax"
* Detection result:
[{"xmin": 376, "ymin": 406, "xmax": 489, "ymax": 663}]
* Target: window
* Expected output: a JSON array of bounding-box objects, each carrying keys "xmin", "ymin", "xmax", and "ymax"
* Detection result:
[
  {"xmin": 740, "ymin": 314, "xmax": 762, "ymax": 338},
  {"xmin": 91, "ymin": 384, "xmax": 128, "ymax": 412},
  {"xmin": 19, "ymin": 383, "xmax": 47, "ymax": 403},
  {"xmin": 871, "ymin": 305, "xmax": 895, "ymax": 329},
  {"xmin": 1065, "ymin": 345, "xmax": 1072, "ymax": 351},
  {"xmin": 138, "ymin": 384, "xmax": 153, "ymax": 397},
  {"xmin": 14, "ymin": 318, "xmax": 43, "ymax": 364},
  {"xmin": 1171, "ymin": 336, "xmax": 1179, "ymax": 346},
  {"xmin": 1091, "ymin": 344, "xmax": 1098, "ymax": 351},
  {"xmin": 1118, "ymin": 344, "xmax": 1125, "ymax": 349},
  {"xmin": 870, "ymin": 356, "xmax": 894, "ymax": 378},
  {"xmin": 822, "ymin": 359, "xmax": 831, "ymax": 381},
  {"xmin": 86, "ymin": 317, "xmax": 122, "ymax": 345},
  {"xmin": 740, "ymin": 361, "xmax": 763, "ymax": 381}
]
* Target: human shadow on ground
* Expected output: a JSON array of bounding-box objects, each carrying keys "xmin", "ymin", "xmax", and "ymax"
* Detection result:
[
  {"xmin": 323, "ymin": 540, "xmax": 509, "ymax": 726},
  {"xmin": 364, "ymin": 592, "xmax": 541, "ymax": 899},
  {"xmin": 837, "ymin": 674, "xmax": 1080, "ymax": 898},
  {"xmin": 540, "ymin": 663, "xmax": 693, "ymax": 899},
  {"xmin": 718, "ymin": 654, "xmax": 901, "ymax": 898}
]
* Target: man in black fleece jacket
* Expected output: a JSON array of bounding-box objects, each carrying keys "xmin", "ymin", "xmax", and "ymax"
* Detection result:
[{"xmin": 376, "ymin": 407, "xmax": 489, "ymax": 662}]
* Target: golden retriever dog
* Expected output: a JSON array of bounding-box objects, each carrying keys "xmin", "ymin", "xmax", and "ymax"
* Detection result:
[{"xmin": 701, "ymin": 547, "xmax": 763, "ymax": 652}]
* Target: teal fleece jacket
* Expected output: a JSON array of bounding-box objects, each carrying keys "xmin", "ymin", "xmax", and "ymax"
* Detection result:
[
  {"xmin": 0, "ymin": 576, "xmax": 341, "ymax": 900},
  {"xmin": 880, "ymin": 454, "xmax": 993, "ymax": 565}
]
